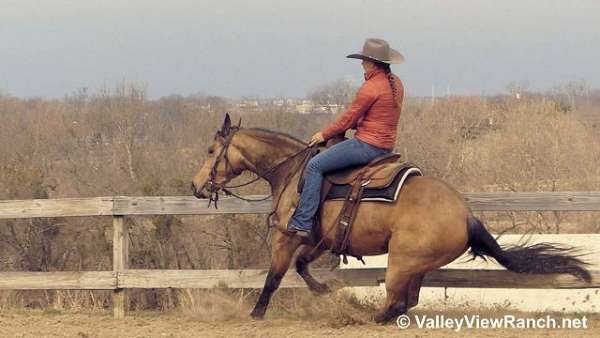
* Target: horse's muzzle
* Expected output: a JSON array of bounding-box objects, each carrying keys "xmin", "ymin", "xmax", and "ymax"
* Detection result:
[{"xmin": 191, "ymin": 183, "xmax": 208, "ymax": 199}]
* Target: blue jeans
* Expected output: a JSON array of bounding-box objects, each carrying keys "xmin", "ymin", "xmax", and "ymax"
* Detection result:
[{"xmin": 289, "ymin": 138, "xmax": 391, "ymax": 231}]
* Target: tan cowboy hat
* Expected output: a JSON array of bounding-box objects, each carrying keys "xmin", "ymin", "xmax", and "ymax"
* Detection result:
[{"xmin": 347, "ymin": 38, "xmax": 404, "ymax": 64}]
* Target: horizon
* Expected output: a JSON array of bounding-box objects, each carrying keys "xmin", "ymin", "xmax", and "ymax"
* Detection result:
[
  {"xmin": 1, "ymin": 0, "xmax": 599, "ymax": 99},
  {"xmin": 2, "ymin": 81, "xmax": 596, "ymax": 101}
]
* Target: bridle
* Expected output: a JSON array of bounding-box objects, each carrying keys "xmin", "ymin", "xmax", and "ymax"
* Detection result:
[
  {"xmin": 205, "ymin": 127, "xmax": 312, "ymax": 209},
  {"xmin": 206, "ymin": 125, "xmax": 333, "ymax": 257}
]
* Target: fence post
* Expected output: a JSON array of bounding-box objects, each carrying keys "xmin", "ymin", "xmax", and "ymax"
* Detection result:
[{"xmin": 112, "ymin": 215, "xmax": 128, "ymax": 318}]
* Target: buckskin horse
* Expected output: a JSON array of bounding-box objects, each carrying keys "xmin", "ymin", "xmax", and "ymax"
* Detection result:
[{"xmin": 191, "ymin": 114, "xmax": 591, "ymax": 323}]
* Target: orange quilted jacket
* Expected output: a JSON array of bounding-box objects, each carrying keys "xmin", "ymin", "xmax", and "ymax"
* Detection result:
[{"xmin": 321, "ymin": 67, "xmax": 404, "ymax": 150}]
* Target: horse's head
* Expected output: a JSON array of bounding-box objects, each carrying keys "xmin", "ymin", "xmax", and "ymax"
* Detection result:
[{"xmin": 191, "ymin": 113, "xmax": 246, "ymax": 199}]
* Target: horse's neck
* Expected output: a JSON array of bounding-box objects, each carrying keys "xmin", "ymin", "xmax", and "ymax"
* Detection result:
[
  {"xmin": 261, "ymin": 148, "xmax": 305, "ymax": 198},
  {"xmin": 249, "ymin": 139, "xmax": 305, "ymax": 226},
  {"xmin": 236, "ymin": 130, "xmax": 308, "ymax": 229},
  {"xmin": 236, "ymin": 130, "xmax": 305, "ymax": 195}
]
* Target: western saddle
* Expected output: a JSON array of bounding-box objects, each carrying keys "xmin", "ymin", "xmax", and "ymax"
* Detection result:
[{"xmin": 297, "ymin": 134, "xmax": 421, "ymax": 263}]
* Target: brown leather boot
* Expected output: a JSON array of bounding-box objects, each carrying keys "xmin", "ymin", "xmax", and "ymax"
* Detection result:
[{"xmin": 285, "ymin": 223, "xmax": 311, "ymax": 238}]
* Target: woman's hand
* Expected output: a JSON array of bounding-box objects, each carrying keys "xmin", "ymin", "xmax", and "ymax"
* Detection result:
[{"xmin": 308, "ymin": 132, "xmax": 325, "ymax": 147}]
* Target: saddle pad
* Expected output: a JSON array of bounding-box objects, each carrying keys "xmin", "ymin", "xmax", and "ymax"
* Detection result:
[{"xmin": 325, "ymin": 167, "xmax": 422, "ymax": 202}]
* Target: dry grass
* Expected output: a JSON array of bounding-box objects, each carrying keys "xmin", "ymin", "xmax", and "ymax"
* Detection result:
[{"xmin": 0, "ymin": 84, "xmax": 599, "ymax": 311}]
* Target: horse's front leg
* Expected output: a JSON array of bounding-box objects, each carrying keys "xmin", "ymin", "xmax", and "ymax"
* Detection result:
[
  {"xmin": 295, "ymin": 245, "xmax": 331, "ymax": 295},
  {"xmin": 250, "ymin": 231, "xmax": 301, "ymax": 319}
]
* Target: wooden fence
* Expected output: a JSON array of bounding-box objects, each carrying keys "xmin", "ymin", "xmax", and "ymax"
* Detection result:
[{"xmin": 1, "ymin": 192, "xmax": 599, "ymax": 318}]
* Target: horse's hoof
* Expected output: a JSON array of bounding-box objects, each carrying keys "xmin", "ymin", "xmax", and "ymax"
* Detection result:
[
  {"xmin": 374, "ymin": 312, "xmax": 391, "ymax": 324},
  {"xmin": 250, "ymin": 310, "xmax": 265, "ymax": 320},
  {"xmin": 309, "ymin": 283, "xmax": 331, "ymax": 295}
]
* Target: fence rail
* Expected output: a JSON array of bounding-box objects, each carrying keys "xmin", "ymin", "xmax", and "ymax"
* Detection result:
[
  {"xmin": 3, "ymin": 192, "xmax": 600, "ymax": 219},
  {"xmin": 1, "ymin": 269, "xmax": 598, "ymax": 291},
  {"xmin": 1, "ymin": 193, "xmax": 599, "ymax": 318}
]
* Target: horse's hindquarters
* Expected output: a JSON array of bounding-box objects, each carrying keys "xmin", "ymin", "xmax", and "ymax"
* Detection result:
[{"xmin": 321, "ymin": 176, "xmax": 470, "ymax": 267}]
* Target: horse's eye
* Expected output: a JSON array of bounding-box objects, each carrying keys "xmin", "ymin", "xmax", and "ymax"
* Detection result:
[{"xmin": 208, "ymin": 147, "xmax": 214, "ymax": 155}]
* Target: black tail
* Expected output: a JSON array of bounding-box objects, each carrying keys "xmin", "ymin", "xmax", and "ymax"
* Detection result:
[{"xmin": 467, "ymin": 215, "xmax": 591, "ymax": 282}]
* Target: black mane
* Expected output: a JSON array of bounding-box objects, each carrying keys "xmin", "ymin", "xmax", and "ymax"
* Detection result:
[{"xmin": 244, "ymin": 127, "xmax": 307, "ymax": 147}]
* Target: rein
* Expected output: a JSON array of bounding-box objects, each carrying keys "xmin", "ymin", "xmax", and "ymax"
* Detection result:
[
  {"xmin": 208, "ymin": 127, "xmax": 333, "ymax": 259},
  {"xmin": 206, "ymin": 127, "xmax": 312, "ymax": 208}
]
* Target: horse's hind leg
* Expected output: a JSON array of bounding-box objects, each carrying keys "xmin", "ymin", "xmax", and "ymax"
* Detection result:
[
  {"xmin": 375, "ymin": 241, "xmax": 428, "ymax": 324},
  {"xmin": 250, "ymin": 231, "xmax": 301, "ymax": 319},
  {"xmin": 374, "ymin": 267, "xmax": 412, "ymax": 324},
  {"xmin": 407, "ymin": 273, "xmax": 425, "ymax": 310},
  {"xmin": 295, "ymin": 245, "xmax": 330, "ymax": 295}
]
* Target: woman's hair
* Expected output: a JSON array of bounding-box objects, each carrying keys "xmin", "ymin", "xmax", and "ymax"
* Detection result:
[{"xmin": 374, "ymin": 61, "xmax": 401, "ymax": 109}]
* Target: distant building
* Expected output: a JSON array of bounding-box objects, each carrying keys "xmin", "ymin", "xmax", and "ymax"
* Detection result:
[
  {"xmin": 234, "ymin": 97, "xmax": 340, "ymax": 114},
  {"xmin": 237, "ymin": 99, "xmax": 259, "ymax": 108},
  {"xmin": 295, "ymin": 100, "xmax": 314, "ymax": 114},
  {"xmin": 272, "ymin": 99, "xmax": 285, "ymax": 106},
  {"xmin": 324, "ymin": 104, "xmax": 342, "ymax": 114}
]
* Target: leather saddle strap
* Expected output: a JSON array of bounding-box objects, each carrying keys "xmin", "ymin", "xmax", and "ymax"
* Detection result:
[
  {"xmin": 339, "ymin": 181, "xmax": 365, "ymax": 254},
  {"xmin": 332, "ymin": 174, "xmax": 366, "ymax": 254}
]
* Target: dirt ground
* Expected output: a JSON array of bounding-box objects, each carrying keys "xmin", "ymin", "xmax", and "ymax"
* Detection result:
[{"xmin": 0, "ymin": 310, "xmax": 597, "ymax": 338}]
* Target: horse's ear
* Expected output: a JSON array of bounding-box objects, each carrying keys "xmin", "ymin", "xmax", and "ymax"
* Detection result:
[
  {"xmin": 237, "ymin": 117, "xmax": 242, "ymax": 128},
  {"xmin": 220, "ymin": 113, "xmax": 232, "ymax": 135}
]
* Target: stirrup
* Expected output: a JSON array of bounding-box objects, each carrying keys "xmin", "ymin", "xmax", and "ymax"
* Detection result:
[
  {"xmin": 285, "ymin": 223, "xmax": 311, "ymax": 238},
  {"xmin": 295, "ymin": 229, "xmax": 311, "ymax": 238}
]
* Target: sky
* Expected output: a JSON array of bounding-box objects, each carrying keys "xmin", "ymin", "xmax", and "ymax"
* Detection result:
[{"xmin": 1, "ymin": 0, "xmax": 599, "ymax": 98}]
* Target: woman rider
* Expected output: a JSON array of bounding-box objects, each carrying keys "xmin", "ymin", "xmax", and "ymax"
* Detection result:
[{"xmin": 287, "ymin": 38, "xmax": 405, "ymax": 237}]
